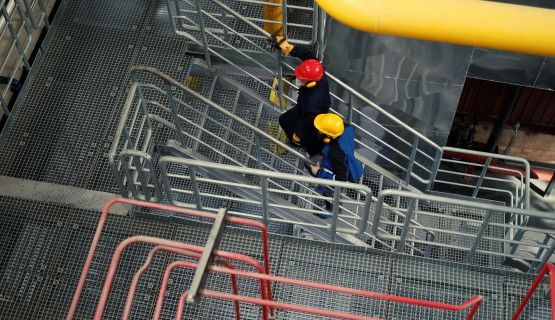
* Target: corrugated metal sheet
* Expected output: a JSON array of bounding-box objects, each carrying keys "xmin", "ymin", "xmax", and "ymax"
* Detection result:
[{"xmin": 457, "ymin": 78, "xmax": 555, "ymax": 129}]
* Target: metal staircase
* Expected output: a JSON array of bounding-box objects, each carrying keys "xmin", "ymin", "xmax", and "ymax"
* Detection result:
[
  {"xmin": 0, "ymin": 0, "xmax": 553, "ymax": 319},
  {"xmin": 103, "ymin": 0, "xmax": 552, "ymax": 268},
  {"xmin": 166, "ymin": 0, "xmax": 531, "ymax": 209}
]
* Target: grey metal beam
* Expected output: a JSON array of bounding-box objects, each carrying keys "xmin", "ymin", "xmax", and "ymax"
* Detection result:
[{"xmin": 187, "ymin": 207, "xmax": 228, "ymax": 303}]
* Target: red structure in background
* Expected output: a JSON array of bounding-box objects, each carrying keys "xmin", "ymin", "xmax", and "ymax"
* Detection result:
[{"xmin": 62, "ymin": 198, "xmax": 555, "ymax": 320}]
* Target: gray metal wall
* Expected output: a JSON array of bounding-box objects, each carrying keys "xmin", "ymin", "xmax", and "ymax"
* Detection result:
[
  {"xmin": 323, "ymin": 9, "xmax": 555, "ymax": 146},
  {"xmin": 323, "ymin": 20, "xmax": 473, "ymax": 146}
]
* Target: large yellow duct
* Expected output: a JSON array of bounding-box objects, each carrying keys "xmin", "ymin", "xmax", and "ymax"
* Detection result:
[{"xmin": 314, "ymin": 0, "xmax": 555, "ymax": 57}]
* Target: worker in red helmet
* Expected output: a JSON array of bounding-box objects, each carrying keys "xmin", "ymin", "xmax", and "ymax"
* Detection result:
[{"xmin": 272, "ymin": 36, "xmax": 331, "ymax": 157}]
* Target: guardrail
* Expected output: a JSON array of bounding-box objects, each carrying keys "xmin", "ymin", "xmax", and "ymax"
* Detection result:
[
  {"xmin": 0, "ymin": 0, "xmax": 50, "ymax": 120},
  {"xmin": 372, "ymin": 190, "xmax": 554, "ymax": 272},
  {"xmin": 167, "ymin": 0, "xmax": 532, "ymax": 208}
]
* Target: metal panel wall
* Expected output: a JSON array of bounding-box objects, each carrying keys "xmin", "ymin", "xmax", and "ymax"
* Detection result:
[{"xmin": 323, "ymin": 20, "xmax": 473, "ymax": 145}]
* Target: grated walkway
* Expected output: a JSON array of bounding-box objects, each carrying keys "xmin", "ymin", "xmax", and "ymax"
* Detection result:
[{"xmin": 0, "ymin": 196, "xmax": 550, "ymax": 319}]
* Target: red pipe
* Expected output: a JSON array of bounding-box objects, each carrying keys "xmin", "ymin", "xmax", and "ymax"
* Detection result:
[
  {"xmin": 168, "ymin": 261, "xmax": 483, "ymax": 319},
  {"xmin": 66, "ymin": 197, "xmax": 274, "ymax": 320},
  {"xmin": 153, "ymin": 260, "xmax": 268, "ymax": 320},
  {"xmin": 511, "ymin": 262, "xmax": 555, "ymax": 320},
  {"xmin": 91, "ymin": 236, "xmax": 268, "ymax": 319},
  {"xmin": 181, "ymin": 288, "xmax": 382, "ymax": 320},
  {"xmin": 194, "ymin": 264, "xmax": 483, "ymax": 315},
  {"xmin": 123, "ymin": 245, "xmax": 241, "ymax": 320}
]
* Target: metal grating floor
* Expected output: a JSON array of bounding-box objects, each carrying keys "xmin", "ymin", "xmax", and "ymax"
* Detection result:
[
  {"xmin": 0, "ymin": 196, "xmax": 550, "ymax": 319},
  {"xmin": 0, "ymin": 0, "xmax": 194, "ymax": 193},
  {"xmin": 0, "ymin": 0, "xmax": 552, "ymax": 319}
]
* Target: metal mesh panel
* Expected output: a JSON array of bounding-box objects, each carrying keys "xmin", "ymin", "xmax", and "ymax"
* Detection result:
[
  {"xmin": 389, "ymin": 255, "xmax": 503, "ymax": 320},
  {"xmin": 276, "ymin": 240, "xmax": 392, "ymax": 319}
]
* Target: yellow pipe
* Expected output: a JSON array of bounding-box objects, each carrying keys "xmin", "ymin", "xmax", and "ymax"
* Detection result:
[
  {"xmin": 315, "ymin": 0, "xmax": 555, "ymax": 57},
  {"xmin": 263, "ymin": 0, "xmax": 283, "ymax": 36}
]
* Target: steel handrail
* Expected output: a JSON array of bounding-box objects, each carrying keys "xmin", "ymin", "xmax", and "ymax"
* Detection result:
[
  {"xmin": 179, "ymin": 0, "xmax": 532, "ymax": 207},
  {"xmin": 158, "ymin": 156, "xmax": 375, "ymax": 237},
  {"xmin": 204, "ymin": 0, "xmax": 442, "ymax": 152},
  {"xmin": 131, "ymin": 65, "xmax": 312, "ymax": 164},
  {"xmin": 373, "ymin": 189, "xmax": 555, "ymax": 271},
  {"xmin": 174, "ymin": 261, "xmax": 483, "ymax": 320}
]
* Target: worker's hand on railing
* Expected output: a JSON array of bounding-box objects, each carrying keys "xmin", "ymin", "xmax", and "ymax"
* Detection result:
[{"xmin": 271, "ymin": 35, "xmax": 294, "ymax": 55}]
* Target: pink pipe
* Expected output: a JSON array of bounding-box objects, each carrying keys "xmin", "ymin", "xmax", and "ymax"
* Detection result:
[
  {"xmin": 153, "ymin": 260, "xmax": 267, "ymax": 320},
  {"xmin": 200, "ymin": 265, "xmax": 483, "ymax": 315},
  {"xmin": 93, "ymin": 236, "xmax": 267, "ymax": 319},
  {"xmin": 511, "ymin": 262, "xmax": 555, "ymax": 320},
  {"xmin": 123, "ymin": 245, "xmax": 241, "ymax": 320},
  {"xmin": 67, "ymin": 197, "xmax": 274, "ymax": 320},
  {"xmin": 181, "ymin": 289, "xmax": 383, "ymax": 320},
  {"xmin": 170, "ymin": 261, "xmax": 483, "ymax": 319},
  {"xmin": 164, "ymin": 261, "xmax": 267, "ymax": 320}
]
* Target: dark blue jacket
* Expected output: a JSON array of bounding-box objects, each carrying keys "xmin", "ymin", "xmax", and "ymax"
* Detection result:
[
  {"xmin": 316, "ymin": 126, "xmax": 363, "ymax": 182},
  {"xmin": 290, "ymin": 46, "xmax": 331, "ymax": 142}
]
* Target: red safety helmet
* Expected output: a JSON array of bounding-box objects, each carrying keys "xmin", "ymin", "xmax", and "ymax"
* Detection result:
[{"xmin": 294, "ymin": 59, "xmax": 324, "ymax": 82}]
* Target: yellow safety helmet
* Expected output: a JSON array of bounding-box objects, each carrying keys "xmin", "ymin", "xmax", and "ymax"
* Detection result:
[{"xmin": 314, "ymin": 113, "xmax": 344, "ymax": 143}]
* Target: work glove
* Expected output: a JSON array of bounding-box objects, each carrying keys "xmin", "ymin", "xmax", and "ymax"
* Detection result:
[{"xmin": 271, "ymin": 35, "xmax": 294, "ymax": 55}]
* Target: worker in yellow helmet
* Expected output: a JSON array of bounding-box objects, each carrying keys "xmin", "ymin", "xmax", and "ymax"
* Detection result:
[{"xmin": 308, "ymin": 113, "xmax": 363, "ymax": 213}]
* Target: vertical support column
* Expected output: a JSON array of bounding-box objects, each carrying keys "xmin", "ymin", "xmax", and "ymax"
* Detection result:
[
  {"xmin": 485, "ymin": 85, "xmax": 521, "ymax": 152},
  {"xmin": 187, "ymin": 207, "xmax": 228, "ymax": 303}
]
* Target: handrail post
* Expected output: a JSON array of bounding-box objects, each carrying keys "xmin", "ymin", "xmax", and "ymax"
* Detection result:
[
  {"xmin": 189, "ymin": 166, "xmax": 203, "ymax": 210},
  {"xmin": 464, "ymin": 210, "xmax": 494, "ymax": 264},
  {"xmin": 472, "ymin": 157, "xmax": 492, "ymax": 198},
  {"xmin": 405, "ymin": 136, "xmax": 419, "ymax": 185},
  {"xmin": 372, "ymin": 194, "xmax": 386, "ymax": 236},
  {"xmin": 194, "ymin": 0, "xmax": 212, "ymax": 67},
  {"xmin": 260, "ymin": 177, "xmax": 270, "ymax": 227},
  {"xmin": 396, "ymin": 199, "xmax": 416, "ymax": 253},
  {"xmin": 276, "ymin": 52, "xmax": 285, "ymax": 111},
  {"xmin": 159, "ymin": 160, "xmax": 176, "ymax": 205},
  {"xmin": 346, "ymin": 92, "xmax": 353, "ymax": 124},
  {"xmin": 166, "ymin": 84, "xmax": 188, "ymax": 148},
  {"xmin": 427, "ymin": 149, "xmax": 442, "ymax": 191},
  {"xmin": 329, "ymin": 186, "xmax": 342, "ymax": 242},
  {"xmin": 254, "ymin": 135, "xmax": 263, "ymax": 169}
]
